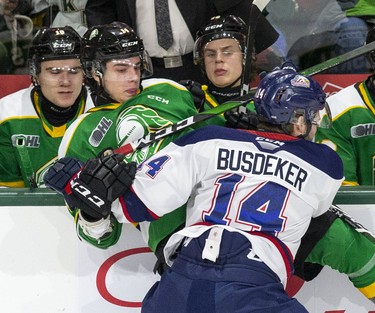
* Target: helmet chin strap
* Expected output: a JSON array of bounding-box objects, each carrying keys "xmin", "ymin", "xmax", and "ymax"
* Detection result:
[{"xmin": 227, "ymin": 75, "xmax": 242, "ymax": 89}]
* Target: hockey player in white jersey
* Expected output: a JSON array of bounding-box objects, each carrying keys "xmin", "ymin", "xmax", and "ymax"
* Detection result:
[{"xmin": 45, "ymin": 67, "xmax": 345, "ymax": 312}]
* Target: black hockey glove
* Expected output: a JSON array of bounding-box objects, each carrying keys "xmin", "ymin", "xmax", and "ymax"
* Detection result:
[
  {"xmin": 224, "ymin": 106, "xmax": 259, "ymax": 130},
  {"xmin": 179, "ymin": 80, "xmax": 205, "ymax": 111},
  {"xmin": 44, "ymin": 154, "xmax": 137, "ymax": 221},
  {"xmin": 44, "ymin": 157, "xmax": 84, "ymax": 206},
  {"xmin": 68, "ymin": 153, "xmax": 137, "ymax": 220}
]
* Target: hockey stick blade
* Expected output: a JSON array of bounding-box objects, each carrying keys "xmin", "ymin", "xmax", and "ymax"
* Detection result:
[
  {"xmin": 301, "ymin": 40, "xmax": 375, "ymax": 76},
  {"xmin": 114, "ymin": 91, "xmax": 256, "ymax": 156}
]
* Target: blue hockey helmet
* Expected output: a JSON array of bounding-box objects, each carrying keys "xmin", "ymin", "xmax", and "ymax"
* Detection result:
[{"xmin": 254, "ymin": 65, "xmax": 330, "ymax": 128}]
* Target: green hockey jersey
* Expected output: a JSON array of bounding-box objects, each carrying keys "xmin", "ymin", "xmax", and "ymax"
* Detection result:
[
  {"xmin": 315, "ymin": 79, "xmax": 375, "ymax": 185},
  {"xmin": 59, "ymin": 78, "xmax": 200, "ymax": 250},
  {"xmin": 0, "ymin": 86, "xmax": 94, "ymax": 187}
]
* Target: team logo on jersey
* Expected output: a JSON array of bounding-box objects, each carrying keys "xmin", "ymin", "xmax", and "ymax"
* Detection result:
[
  {"xmin": 116, "ymin": 105, "xmax": 172, "ymax": 163},
  {"xmin": 351, "ymin": 123, "xmax": 375, "ymax": 138},
  {"xmin": 11, "ymin": 134, "xmax": 40, "ymax": 148},
  {"xmin": 291, "ymin": 75, "xmax": 310, "ymax": 88},
  {"xmin": 89, "ymin": 117, "xmax": 113, "ymax": 147}
]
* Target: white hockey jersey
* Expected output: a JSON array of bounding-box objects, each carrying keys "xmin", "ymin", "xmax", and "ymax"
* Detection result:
[{"xmin": 115, "ymin": 125, "xmax": 344, "ymax": 286}]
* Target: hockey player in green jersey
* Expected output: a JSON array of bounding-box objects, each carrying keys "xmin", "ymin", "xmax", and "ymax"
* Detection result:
[
  {"xmin": 315, "ymin": 25, "xmax": 375, "ymax": 186},
  {"xmin": 180, "ymin": 15, "xmax": 256, "ymax": 126},
  {"xmin": 0, "ymin": 26, "xmax": 94, "ymax": 188},
  {"xmin": 56, "ymin": 22, "xmax": 200, "ymax": 248}
]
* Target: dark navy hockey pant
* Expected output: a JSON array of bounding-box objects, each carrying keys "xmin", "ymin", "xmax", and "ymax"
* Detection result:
[{"xmin": 141, "ymin": 229, "xmax": 308, "ymax": 313}]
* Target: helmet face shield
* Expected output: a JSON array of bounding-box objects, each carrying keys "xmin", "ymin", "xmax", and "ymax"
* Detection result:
[
  {"xmin": 91, "ymin": 51, "xmax": 153, "ymax": 80},
  {"xmin": 100, "ymin": 57, "xmax": 142, "ymax": 82},
  {"xmin": 39, "ymin": 64, "xmax": 84, "ymax": 82}
]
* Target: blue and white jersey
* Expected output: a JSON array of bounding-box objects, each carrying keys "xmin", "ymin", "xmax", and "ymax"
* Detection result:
[{"xmin": 114, "ymin": 125, "xmax": 344, "ymax": 286}]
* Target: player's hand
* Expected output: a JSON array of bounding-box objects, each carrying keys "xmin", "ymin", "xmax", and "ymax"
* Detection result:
[
  {"xmin": 224, "ymin": 106, "xmax": 259, "ymax": 130},
  {"xmin": 179, "ymin": 79, "xmax": 205, "ymax": 111},
  {"xmin": 68, "ymin": 153, "xmax": 137, "ymax": 220},
  {"xmin": 44, "ymin": 156, "xmax": 83, "ymax": 200},
  {"xmin": 44, "ymin": 154, "xmax": 137, "ymax": 220}
]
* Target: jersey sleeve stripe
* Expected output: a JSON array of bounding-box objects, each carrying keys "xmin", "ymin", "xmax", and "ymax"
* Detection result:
[{"xmin": 120, "ymin": 188, "xmax": 159, "ymax": 223}]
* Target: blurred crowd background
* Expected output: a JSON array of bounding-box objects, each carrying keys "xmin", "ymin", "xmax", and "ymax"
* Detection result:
[{"xmin": 0, "ymin": 0, "xmax": 374, "ymax": 75}]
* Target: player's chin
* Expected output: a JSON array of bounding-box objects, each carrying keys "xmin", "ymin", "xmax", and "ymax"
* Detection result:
[
  {"xmin": 119, "ymin": 93, "xmax": 136, "ymax": 103},
  {"xmin": 54, "ymin": 97, "xmax": 77, "ymax": 108}
]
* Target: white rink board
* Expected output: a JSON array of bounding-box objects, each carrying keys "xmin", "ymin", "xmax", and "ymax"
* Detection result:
[{"xmin": 0, "ymin": 204, "xmax": 374, "ymax": 313}]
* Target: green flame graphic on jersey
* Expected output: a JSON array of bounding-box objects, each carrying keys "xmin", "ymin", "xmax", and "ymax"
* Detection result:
[{"xmin": 116, "ymin": 105, "xmax": 172, "ymax": 164}]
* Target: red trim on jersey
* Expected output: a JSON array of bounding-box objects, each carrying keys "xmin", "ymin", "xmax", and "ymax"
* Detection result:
[
  {"xmin": 250, "ymin": 231, "xmax": 294, "ymax": 279},
  {"xmin": 64, "ymin": 172, "xmax": 80, "ymax": 196},
  {"xmin": 120, "ymin": 186, "xmax": 160, "ymax": 223},
  {"xmin": 240, "ymin": 129, "xmax": 300, "ymax": 142},
  {"xmin": 119, "ymin": 195, "xmax": 136, "ymax": 223}
]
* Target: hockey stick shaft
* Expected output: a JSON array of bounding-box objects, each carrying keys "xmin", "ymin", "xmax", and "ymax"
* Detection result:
[
  {"xmin": 241, "ymin": 0, "xmax": 271, "ymax": 96},
  {"xmin": 240, "ymin": 4, "xmax": 256, "ymax": 96},
  {"xmin": 15, "ymin": 136, "xmax": 36, "ymax": 189},
  {"xmin": 330, "ymin": 204, "xmax": 375, "ymax": 244},
  {"xmin": 301, "ymin": 40, "xmax": 375, "ymax": 76},
  {"xmin": 114, "ymin": 92, "xmax": 255, "ymax": 155}
]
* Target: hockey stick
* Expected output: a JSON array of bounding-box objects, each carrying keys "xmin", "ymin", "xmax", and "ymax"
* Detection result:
[
  {"xmin": 329, "ymin": 204, "xmax": 375, "ymax": 244},
  {"xmin": 241, "ymin": 0, "xmax": 271, "ymax": 96},
  {"xmin": 14, "ymin": 135, "xmax": 36, "ymax": 189},
  {"xmin": 240, "ymin": 3, "xmax": 257, "ymax": 96},
  {"xmin": 301, "ymin": 40, "xmax": 375, "ymax": 76},
  {"xmin": 114, "ymin": 92, "xmax": 255, "ymax": 155}
]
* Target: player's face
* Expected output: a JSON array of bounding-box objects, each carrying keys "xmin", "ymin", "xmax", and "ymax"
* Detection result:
[
  {"xmin": 203, "ymin": 38, "xmax": 244, "ymax": 88},
  {"xmin": 292, "ymin": 111, "xmax": 321, "ymax": 141},
  {"xmin": 306, "ymin": 111, "xmax": 321, "ymax": 141},
  {"xmin": 37, "ymin": 59, "xmax": 84, "ymax": 108},
  {"xmin": 99, "ymin": 56, "xmax": 141, "ymax": 103}
]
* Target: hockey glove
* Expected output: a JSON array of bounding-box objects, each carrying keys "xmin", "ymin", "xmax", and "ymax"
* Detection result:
[
  {"xmin": 179, "ymin": 79, "xmax": 206, "ymax": 111},
  {"xmin": 224, "ymin": 106, "xmax": 259, "ymax": 130},
  {"xmin": 44, "ymin": 157, "xmax": 84, "ymax": 207},
  {"xmin": 67, "ymin": 153, "xmax": 137, "ymax": 220}
]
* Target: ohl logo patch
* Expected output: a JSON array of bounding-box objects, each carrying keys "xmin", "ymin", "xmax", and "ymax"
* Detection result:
[
  {"xmin": 89, "ymin": 117, "xmax": 113, "ymax": 147},
  {"xmin": 11, "ymin": 134, "xmax": 40, "ymax": 148}
]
